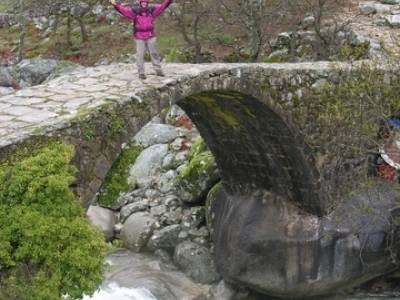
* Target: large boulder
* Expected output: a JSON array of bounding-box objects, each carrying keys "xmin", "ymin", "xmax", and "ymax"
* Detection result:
[
  {"xmin": 128, "ymin": 144, "xmax": 169, "ymax": 188},
  {"xmin": 119, "ymin": 199, "xmax": 149, "ymax": 223},
  {"xmin": 0, "ymin": 67, "xmax": 14, "ymax": 87},
  {"xmin": 17, "ymin": 58, "xmax": 59, "ymax": 86},
  {"xmin": 174, "ymin": 241, "xmax": 220, "ymax": 284},
  {"xmin": 121, "ymin": 212, "xmax": 157, "ymax": 252},
  {"xmin": 86, "ymin": 205, "xmax": 116, "ymax": 241},
  {"xmin": 134, "ymin": 123, "xmax": 179, "ymax": 148},
  {"xmin": 212, "ymin": 182, "xmax": 400, "ymax": 298},
  {"xmin": 148, "ymin": 224, "xmax": 181, "ymax": 251}
]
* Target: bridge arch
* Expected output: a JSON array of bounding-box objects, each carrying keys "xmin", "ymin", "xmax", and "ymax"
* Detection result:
[
  {"xmin": 1, "ymin": 62, "xmax": 399, "ymax": 297},
  {"xmin": 177, "ymin": 90, "xmax": 322, "ymax": 216}
]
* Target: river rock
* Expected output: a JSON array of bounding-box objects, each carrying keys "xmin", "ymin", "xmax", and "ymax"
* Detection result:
[
  {"xmin": 174, "ymin": 241, "xmax": 220, "ymax": 284},
  {"xmin": 120, "ymin": 199, "xmax": 149, "ymax": 223},
  {"xmin": 162, "ymin": 153, "xmax": 176, "ymax": 170},
  {"xmin": 175, "ymin": 150, "xmax": 220, "ymax": 203},
  {"xmin": 134, "ymin": 123, "xmax": 179, "ymax": 147},
  {"xmin": 0, "ymin": 67, "xmax": 13, "ymax": 87},
  {"xmin": 121, "ymin": 212, "xmax": 157, "ymax": 252},
  {"xmin": 17, "ymin": 58, "xmax": 59, "ymax": 86},
  {"xmin": 128, "ymin": 144, "xmax": 168, "ymax": 188},
  {"xmin": 212, "ymin": 182, "xmax": 400, "ymax": 298},
  {"xmin": 148, "ymin": 224, "xmax": 181, "ymax": 251},
  {"xmin": 162, "ymin": 207, "xmax": 183, "ymax": 225},
  {"xmin": 157, "ymin": 169, "xmax": 178, "ymax": 194},
  {"xmin": 182, "ymin": 207, "xmax": 205, "ymax": 229},
  {"xmin": 150, "ymin": 204, "xmax": 168, "ymax": 218},
  {"xmin": 86, "ymin": 205, "xmax": 116, "ymax": 241},
  {"xmin": 144, "ymin": 188, "xmax": 161, "ymax": 199}
]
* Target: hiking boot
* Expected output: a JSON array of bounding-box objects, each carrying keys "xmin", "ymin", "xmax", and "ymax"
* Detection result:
[
  {"xmin": 139, "ymin": 73, "xmax": 147, "ymax": 80},
  {"xmin": 156, "ymin": 70, "xmax": 165, "ymax": 77}
]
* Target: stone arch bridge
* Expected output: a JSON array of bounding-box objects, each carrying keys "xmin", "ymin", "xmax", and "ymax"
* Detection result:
[{"xmin": 0, "ymin": 62, "xmax": 399, "ymax": 298}]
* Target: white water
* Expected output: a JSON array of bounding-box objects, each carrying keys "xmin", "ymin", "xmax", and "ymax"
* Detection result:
[{"xmin": 83, "ymin": 283, "xmax": 157, "ymax": 300}]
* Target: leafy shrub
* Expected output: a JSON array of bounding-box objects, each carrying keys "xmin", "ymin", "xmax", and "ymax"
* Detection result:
[
  {"xmin": 338, "ymin": 41, "xmax": 370, "ymax": 61},
  {"xmin": 0, "ymin": 142, "xmax": 106, "ymax": 300},
  {"xmin": 291, "ymin": 63, "xmax": 400, "ymax": 205}
]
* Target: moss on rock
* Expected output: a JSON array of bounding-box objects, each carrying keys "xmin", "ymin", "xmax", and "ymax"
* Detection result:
[
  {"xmin": 194, "ymin": 95, "xmax": 241, "ymax": 129},
  {"xmin": 205, "ymin": 181, "xmax": 222, "ymax": 237},
  {"xmin": 97, "ymin": 144, "xmax": 143, "ymax": 208},
  {"xmin": 176, "ymin": 138, "xmax": 220, "ymax": 203}
]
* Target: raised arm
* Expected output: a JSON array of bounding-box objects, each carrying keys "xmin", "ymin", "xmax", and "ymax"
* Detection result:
[
  {"xmin": 152, "ymin": 0, "xmax": 172, "ymax": 18},
  {"xmin": 112, "ymin": 2, "xmax": 136, "ymax": 20}
]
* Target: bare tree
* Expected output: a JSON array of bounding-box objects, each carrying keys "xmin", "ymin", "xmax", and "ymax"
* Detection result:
[
  {"xmin": 217, "ymin": 0, "xmax": 310, "ymax": 62},
  {"xmin": 169, "ymin": 0, "xmax": 215, "ymax": 63},
  {"xmin": 305, "ymin": 0, "xmax": 356, "ymax": 60},
  {"xmin": 11, "ymin": 0, "xmax": 94, "ymax": 62}
]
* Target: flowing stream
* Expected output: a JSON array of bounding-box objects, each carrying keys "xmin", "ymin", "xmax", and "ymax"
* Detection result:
[{"xmin": 83, "ymin": 249, "xmax": 209, "ymax": 300}]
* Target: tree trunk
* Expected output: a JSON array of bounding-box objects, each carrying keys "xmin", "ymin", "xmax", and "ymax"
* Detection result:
[
  {"xmin": 17, "ymin": 22, "xmax": 26, "ymax": 62},
  {"xmin": 66, "ymin": 15, "xmax": 72, "ymax": 46},
  {"xmin": 16, "ymin": 0, "xmax": 26, "ymax": 62},
  {"xmin": 77, "ymin": 17, "xmax": 88, "ymax": 42}
]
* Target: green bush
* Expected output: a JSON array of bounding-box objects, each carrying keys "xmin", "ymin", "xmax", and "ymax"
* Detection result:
[
  {"xmin": 338, "ymin": 41, "xmax": 370, "ymax": 61},
  {"xmin": 0, "ymin": 142, "xmax": 106, "ymax": 300}
]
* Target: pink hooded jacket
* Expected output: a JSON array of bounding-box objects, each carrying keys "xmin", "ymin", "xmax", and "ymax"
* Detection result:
[{"xmin": 113, "ymin": 0, "xmax": 172, "ymax": 40}]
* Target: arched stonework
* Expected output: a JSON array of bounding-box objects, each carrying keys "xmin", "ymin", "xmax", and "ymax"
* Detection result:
[
  {"xmin": 0, "ymin": 62, "xmax": 399, "ymax": 297},
  {"xmin": 178, "ymin": 90, "xmax": 321, "ymax": 215}
]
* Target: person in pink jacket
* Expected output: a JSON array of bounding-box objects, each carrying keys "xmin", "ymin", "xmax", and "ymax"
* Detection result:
[{"xmin": 110, "ymin": 0, "xmax": 172, "ymax": 80}]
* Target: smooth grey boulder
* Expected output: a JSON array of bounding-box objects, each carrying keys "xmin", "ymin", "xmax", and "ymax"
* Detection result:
[
  {"xmin": 174, "ymin": 241, "xmax": 220, "ymax": 284},
  {"xmin": 17, "ymin": 58, "xmax": 58, "ymax": 86},
  {"xmin": 121, "ymin": 212, "xmax": 157, "ymax": 252},
  {"xmin": 212, "ymin": 182, "xmax": 400, "ymax": 298},
  {"xmin": 86, "ymin": 205, "xmax": 116, "ymax": 241},
  {"xmin": 128, "ymin": 144, "xmax": 169, "ymax": 188},
  {"xmin": 134, "ymin": 123, "xmax": 179, "ymax": 148},
  {"xmin": 0, "ymin": 67, "xmax": 13, "ymax": 87}
]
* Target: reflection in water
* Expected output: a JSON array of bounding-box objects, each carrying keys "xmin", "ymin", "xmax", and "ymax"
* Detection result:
[{"xmin": 83, "ymin": 283, "xmax": 157, "ymax": 300}]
